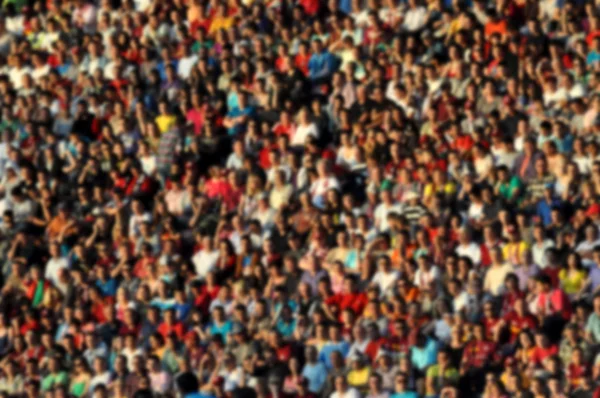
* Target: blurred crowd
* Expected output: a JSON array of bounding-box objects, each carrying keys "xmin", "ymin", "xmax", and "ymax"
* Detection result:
[{"xmin": 3, "ymin": 0, "xmax": 600, "ymax": 397}]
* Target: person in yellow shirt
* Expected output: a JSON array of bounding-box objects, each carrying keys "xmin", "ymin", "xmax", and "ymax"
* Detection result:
[
  {"xmin": 502, "ymin": 225, "xmax": 529, "ymax": 265},
  {"xmin": 155, "ymin": 100, "xmax": 176, "ymax": 134},
  {"xmin": 423, "ymin": 169, "xmax": 456, "ymax": 206},
  {"xmin": 209, "ymin": 4, "xmax": 234, "ymax": 36},
  {"xmin": 346, "ymin": 353, "xmax": 371, "ymax": 393},
  {"xmin": 559, "ymin": 253, "xmax": 587, "ymax": 297}
]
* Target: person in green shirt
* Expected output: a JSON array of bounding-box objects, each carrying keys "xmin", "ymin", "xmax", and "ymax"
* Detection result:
[
  {"xmin": 496, "ymin": 166, "xmax": 523, "ymax": 205},
  {"xmin": 425, "ymin": 349, "xmax": 459, "ymax": 397},
  {"xmin": 41, "ymin": 356, "xmax": 69, "ymax": 392}
]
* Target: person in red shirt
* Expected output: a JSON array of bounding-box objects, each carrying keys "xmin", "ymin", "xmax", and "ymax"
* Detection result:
[
  {"xmin": 191, "ymin": 280, "xmax": 212, "ymax": 316},
  {"xmin": 447, "ymin": 122, "xmax": 475, "ymax": 155},
  {"xmin": 364, "ymin": 323, "xmax": 386, "ymax": 362},
  {"xmin": 499, "ymin": 298, "xmax": 537, "ymax": 344},
  {"xmin": 461, "ymin": 324, "xmax": 497, "ymax": 393},
  {"xmin": 269, "ymin": 331, "xmax": 294, "ymax": 363},
  {"xmin": 272, "ymin": 110, "xmax": 296, "ymax": 138},
  {"xmin": 566, "ymin": 347, "xmax": 589, "ymax": 389},
  {"xmin": 157, "ymin": 308, "xmax": 186, "ymax": 340},
  {"xmin": 324, "ymin": 276, "xmax": 368, "ymax": 320},
  {"xmin": 534, "ymin": 274, "xmax": 571, "ymax": 342},
  {"xmin": 481, "ymin": 302, "xmax": 501, "ymax": 342},
  {"xmin": 294, "ymin": 42, "xmax": 311, "ymax": 76},
  {"xmin": 530, "ymin": 331, "xmax": 558, "ymax": 366},
  {"xmin": 500, "ymin": 274, "xmax": 525, "ymax": 316}
]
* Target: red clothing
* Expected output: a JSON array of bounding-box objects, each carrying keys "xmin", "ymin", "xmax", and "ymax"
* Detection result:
[
  {"xmin": 482, "ymin": 316, "xmax": 501, "ymax": 341},
  {"xmin": 24, "ymin": 346, "xmax": 44, "ymax": 363},
  {"xmin": 325, "ymin": 292, "xmax": 368, "ymax": 316},
  {"xmin": 294, "ymin": 54, "xmax": 311, "ymax": 76},
  {"xmin": 434, "ymin": 97, "xmax": 457, "ymax": 122},
  {"xmin": 567, "ymin": 363, "xmax": 589, "ymax": 387},
  {"xmin": 276, "ymin": 344, "xmax": 293, "ymax": 362},
  {"xmin": 204, "ymin": 178, "xmax": 233, "ymax": 200},
  {"xmin": 272, "ymin": 122, "xmax": 296, "ymax": 137},
  {"xmin": 20, "ymin": 320, "xmax": 40, "ymax": 336},
  {"xmin": 125, "ymin": 175, "xmax": 154, "ymax": 197},
  {"xmin": 501, "ymin": 290, "xmax": 525, "ymax": 315},
  {"xmin": 119, "ymin": 324, "xmax": 140, "ymax": 337},
  {"xmin": 536, "ymin": 288, "xmax": 571, "ymax": 320},
  {"xmin": 503, "ymin": 311, "xmax": 537, "ymax": 342},
  {"xmin": 133, "ymin": 257, "xmax": 156, "ymax": 279},
  {"xmin": 542, "ymin": 267, "xmax": 560, "ymax": 288},
  {"xmin": 479, "ymin": 241, "xmax": 502, "ymax": 267},
  {"xmin": 157, "ymin": 321, "xmax": 186, "ymax": 340},
  {"xmin": 451, "ymin": 134, "xmax": 475, "ymax": 154},
  {"xmin": 530, "ymin": 344, "xmax": 558, "ymax": 365},
  {"xmin": 299, "ymin": 0, "xmax": 319, "ymax": 16},
  {"xmin": 186, "ymin": 107, "xmax": 206, "ymax": 135},
  {"xmin": 91, "ymin": 301, "xmax": 108, "ymax": 323},
  {"xmin": 193, "ymin": 287, "xmax": 212, "ymax": 316},
  {"xmin": 384, "ymin": 335, "xmax": 409, "ymax": 355},
  {"xmin": 462, "ymin": 340, "xmax": 496, "ymax": 368},
  {"xmin": 365, "ymin": 338, "xmax": 385, "ymax": 362}
]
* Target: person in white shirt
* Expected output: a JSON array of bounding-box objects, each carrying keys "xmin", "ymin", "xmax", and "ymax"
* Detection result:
[
  {"xmin": 532, "ymin": 224, "xmax": 554, "ymax": 269},
  {"xmin": 177, "ymin": 46, "xmax": 199, "ymax": 80},
  {"xmin": 292, "ymin": 107, "xmax": 319, "ymax": 147},
  {"xmin": 45, "ymin": 242, "xmax": 69, "ymax": 286},
  {"xmin": 373, "ymin": 189, "xmax": 403, "ymax": 232},
  {"xmin": 89, "ymin": 357, "xmax": 111, "ymax": 393},
  {"xmin": 371, "ymin": 255, "xmax": 400, "ymax": 296},
  {"xmin": 402, "ymin": 0, "xmax": 427, "ymax": 32},
  {"xmin": 448, "ymin": 279, "xmax": 469, "ymax": 313},
  {"xmin": 330, "ymin": 375, "xmax": 361, "ymax": 398},
  {"xmin": 225, "ymin": 139, "xmax": 245, "ymax": 170},
  {"xmin": 191, "ymin": 236, "xmax": 220, "ymax": 278},
  {"xmin": 128, "ymin": 199, "xmax": 152, "ymax": 239},
  {"xmin": 484, "ymin": 247, "xmax": 514, "ymax": 296},
  {"xmin": 309, "ymin": 160, "xmax": 340, "ymax": 209},
  {"xmin": 7, "ymin": 54, "xmax": 32, "ymax": 91},
  {"xmin": 576, "ymin": 224, "xmax": 600, "ymax": 266},
  {"xmin": 455, "ymin": 228, "xmax": 482, "ymax": 266},
  {"xmin": 266, "ymin": 151, "xmax": 292, "ymax": 184},
  {"xmin": 347, "ymin": 324, "xmax": 370, "ymax": 359},
  {"xmin": 413, "ymin": 255, "xmax": 440, "ymax": 290}
]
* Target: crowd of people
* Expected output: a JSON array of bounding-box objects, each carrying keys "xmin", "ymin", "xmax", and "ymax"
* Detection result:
[{"xmin": 2, "ymin": 0, "xmax": 600, "ymax": 397}]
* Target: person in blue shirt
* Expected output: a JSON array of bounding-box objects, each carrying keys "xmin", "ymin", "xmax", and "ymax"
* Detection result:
[
  {"xmin": 410, "ymin": 334, "xmax": 438, "ymax": 375},
  {"xmin": 223, "ymin": 91, "xmax": 256, "ymax": 136},
  {"xmin": 95, "ymin": 267, "xmax": 117, "ymax": 298},
  {"xmin": 319, "ymin": 324, "xmax": 350, "ymax": 369},
  {"xmin": 275, "ymin": 305, "xmax": 297, "ymax": 338},
  {"xmin": 308, "ymin": 39, "xmax": 338, "ymax": 85},
  {"xmin": 390, "ymin": 373, "xmax": 419, "ymax": 398},
  {"xmin": 173, "ymin": 289, "xmax": 192, "ymax": 322},
  {"xmin": 536, "ymin": 184, "xmax": 561, "ymax": 226},
  {"xmin": 302, "ymin": 346, "xmax": 327, "ymax": 394},
  {"xmin": 588, "ymin": 37, "xmax": 600, "ymax": 66},
  {"xmin": 207, "ymin": 306, "xmax": 232, "ymax": 343},
  {"xmin": 156, "ymin": 48, "xmax": 179, "ymax": 82}
]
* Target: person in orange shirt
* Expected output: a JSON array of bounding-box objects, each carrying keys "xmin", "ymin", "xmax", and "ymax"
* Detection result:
[
  {"xmin": 208, "ymin": 4, "xmax": 234, "ymax": 36},
  {"xmin": 484, "ymin": 10, "xmax": 507, "ymax": 39},
  {"xmin": 46, "ymin": 203, "xmax": 77, "ymax": 241},
  {"xmin": 397, "ymin": 278, "xmax": 420, "ymax": 303}
]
